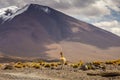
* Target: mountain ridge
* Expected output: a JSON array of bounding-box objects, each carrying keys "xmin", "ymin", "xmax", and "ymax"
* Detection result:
[{"xmin": 0, "ymin": 4, "xmax": 120, "ymax": 61}]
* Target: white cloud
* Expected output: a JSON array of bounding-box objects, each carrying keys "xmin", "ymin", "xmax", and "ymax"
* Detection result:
[
  {"xmin": 56, "ymin": 0, "xmax": 110, "ymax": 18},
  {"xmin": 93, "ymin": 20, "xmax": 118, "ymax": 28},
  {"xmin": 104, "ymin": 0, "xmax": 120, "ymax": 12},
  {"xmin": 111, "ymin": 28, "xmax": 120, "ymax": 35},
  {"xmin": 0, "ymin": 0, "xmax": 119, "ymax": 16},
  {"xmin": 93, "ymin": 20, "xmax": 120, "ymax": 36},
  {"xmin": 0, "ymin": 0, "xmax": 111, "ymax": 18}
]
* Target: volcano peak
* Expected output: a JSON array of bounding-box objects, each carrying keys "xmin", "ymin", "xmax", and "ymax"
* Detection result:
[{"xmin": 26, "ymin": 4, "xmax": 51, "ymax": 14}]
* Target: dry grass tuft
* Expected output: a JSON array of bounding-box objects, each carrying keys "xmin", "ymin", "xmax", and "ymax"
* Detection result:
[{"xmin": 2, "ymin": 64, "xmax": 13, "ymax": 70}]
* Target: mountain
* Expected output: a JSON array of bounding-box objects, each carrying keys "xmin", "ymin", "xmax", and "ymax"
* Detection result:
[{"xmin": 0, "ymin": 4, "xmax": 120, "ymax": 61}]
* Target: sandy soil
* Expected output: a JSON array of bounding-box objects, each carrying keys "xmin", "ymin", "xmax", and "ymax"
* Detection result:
[{"xmin": 0, "ymin": 66, "xmax": 120, "ymax": 80}]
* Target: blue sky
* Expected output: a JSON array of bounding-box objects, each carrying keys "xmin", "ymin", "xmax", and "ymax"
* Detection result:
[{"xmin": 0, "ymin": 0, "xmax": 120, "ymax": 36}]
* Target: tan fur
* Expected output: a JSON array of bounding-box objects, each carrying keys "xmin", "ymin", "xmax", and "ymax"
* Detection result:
[{"xmin": 60, "ymin": 52, "xmax": 66, "ymax": 69}]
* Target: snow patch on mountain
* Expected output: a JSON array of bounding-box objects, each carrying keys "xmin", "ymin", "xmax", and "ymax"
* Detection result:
[
  {"xmin": 0, "ymin": 6, "xmax": 18, "ymax": 16},
  {"xmin": 40, "ymin": 7, "xmax": 51, "ymax": 13},
  {"xmin": 9, "ymin": 5, "xmax": 29, "ymax": 19},
  {"xmin": 0, "ymin": 6, "xmax": 19, "ymax": 23},
  {"xmin": 0, "ymin": 4, "xmax": 52, "ymax": 23}
]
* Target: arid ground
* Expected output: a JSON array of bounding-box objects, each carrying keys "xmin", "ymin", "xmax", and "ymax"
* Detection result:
[{"xmin": 0, "ymin": 60, "xmax": 120, "ymax": 80}]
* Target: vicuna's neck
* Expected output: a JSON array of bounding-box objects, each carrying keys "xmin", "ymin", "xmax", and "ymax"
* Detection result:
[{"xmin": 61, "ymin": 55, "xmax": 64, "ymax": 57}]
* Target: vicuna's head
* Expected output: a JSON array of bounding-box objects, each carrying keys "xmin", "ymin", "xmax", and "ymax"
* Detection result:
[{"xmin": 60, "ymin": 52, "xmax": 63, "ymax": 57}]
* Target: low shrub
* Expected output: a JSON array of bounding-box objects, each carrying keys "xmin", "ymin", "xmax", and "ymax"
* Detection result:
[
  {"xmin": 100, "ymin": 72, "xmax": 120, "ymax": 77},
  {"xmin": 2, "ymin": 64, "xmax": 13, "ymax": 70}
]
